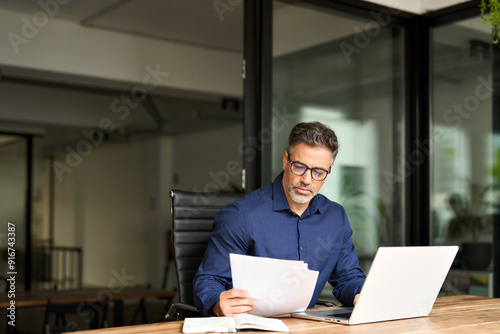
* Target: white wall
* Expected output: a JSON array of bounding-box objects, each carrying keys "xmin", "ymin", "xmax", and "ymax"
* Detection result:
[
  {"xmin": 54, "ymin": 140, "xmax": 144, "ymax": 286},
  {"xmin": 142, "ymin": 136, "xmax": 174, "ymax": 289},
  {"xmin": 52, "ymin": 136, "xmax": 175, "ymax": 287}
]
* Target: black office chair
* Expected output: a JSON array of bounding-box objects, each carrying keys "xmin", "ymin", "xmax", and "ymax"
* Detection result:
[
  {"xmin": 165, "ymin": 189, "xmax": 244, "ymax": 320},
  {"xmin": 43, "ymin": 297, "xmax": 109, "ymax": 334}
]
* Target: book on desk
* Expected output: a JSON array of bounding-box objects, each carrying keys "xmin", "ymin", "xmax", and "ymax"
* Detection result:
[{"xmin": 182, "ymin": 314, "xmax": 290, "ymax": 333}]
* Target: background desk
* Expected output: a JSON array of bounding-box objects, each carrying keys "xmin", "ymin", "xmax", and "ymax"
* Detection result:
[
  {"xmin": 66, "ymin": 295, "xmax": 500, "ymax": 333},
  {"xmin": 0, "ymin": 286, "xmax": 176, "ymax": 326}
]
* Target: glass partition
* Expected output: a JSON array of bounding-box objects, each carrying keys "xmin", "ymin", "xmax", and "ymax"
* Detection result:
[
  {"xmin": 431, "ymin": 16, "xmax": 496, "ymax": 297},
  {"xmin": 271, "ymin": 1, "xmax": 406, "ymax": 266}
]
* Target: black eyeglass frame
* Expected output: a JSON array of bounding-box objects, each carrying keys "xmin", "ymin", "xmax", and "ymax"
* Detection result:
[{"xmin": 287, "ymin": 151, "xmax": 331, "ymax": 181}]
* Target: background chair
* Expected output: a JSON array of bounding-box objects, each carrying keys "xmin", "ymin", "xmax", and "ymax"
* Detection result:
[{"xmin": 165, "ymin": 189, "xmax": 244, "ymax": 320}]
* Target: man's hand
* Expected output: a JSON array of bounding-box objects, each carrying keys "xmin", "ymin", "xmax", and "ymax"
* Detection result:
[
  {"xmin": 212, "ymin": 289, "xmax": 257, "ymax": 317},
  {"xmin": 353, "ymin": 293, "xmax": 360, "ymax": 305}
]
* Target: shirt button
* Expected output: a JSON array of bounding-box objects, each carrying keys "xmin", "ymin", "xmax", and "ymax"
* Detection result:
[{"xmin": 300, "ymin": 247, "xmax": 303, "ymax": 251}]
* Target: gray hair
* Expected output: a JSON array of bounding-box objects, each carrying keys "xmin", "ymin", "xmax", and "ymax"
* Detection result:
[{"xmin": 287, "ymin": 121, "xmax": 339, "ymax": 163}]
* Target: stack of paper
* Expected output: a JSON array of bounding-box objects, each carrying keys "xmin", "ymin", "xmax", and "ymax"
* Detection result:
[{"xmin": 230, "ymin": 253, "xmax": 319, "ymax": 317}]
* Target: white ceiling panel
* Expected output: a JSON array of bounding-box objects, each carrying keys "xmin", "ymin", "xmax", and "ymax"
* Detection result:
[
  {"xmin": 0, "ymin": 0, "xmax": 243, "ymax": 52},
  {"xmin": 83, "ymin": 0, "xmax": 243, "ymax": 52}
]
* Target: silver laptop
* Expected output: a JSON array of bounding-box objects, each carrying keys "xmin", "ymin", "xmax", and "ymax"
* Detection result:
[{"xmin": 291, "ymin": 246, "xmax": 458, "ymax": 325}]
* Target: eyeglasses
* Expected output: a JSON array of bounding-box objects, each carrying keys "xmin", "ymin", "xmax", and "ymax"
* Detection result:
[{"xmin": 287, "ymin": 152, "xmax": 331, "ymax": 181}]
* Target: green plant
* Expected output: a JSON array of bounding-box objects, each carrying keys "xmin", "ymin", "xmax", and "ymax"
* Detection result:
[
  {"xmin": 493, "ymin": 147, "xmax": 500, "ymax": 188},
  {"xmin": 338, "ymin": 178, "xmax": 388, "ymax": 253},
  {"xmin": 447, "ymin": 183, "xmax": 493, "ymax": 242},
  {"xmin": 480, "ymin": 0, "xmax": 500, "ymax": 45}
]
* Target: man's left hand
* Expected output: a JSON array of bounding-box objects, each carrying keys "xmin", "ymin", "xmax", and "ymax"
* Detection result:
[{"xmin": 353, "ymin": 294, "xmax": 360, "ymax": 305}]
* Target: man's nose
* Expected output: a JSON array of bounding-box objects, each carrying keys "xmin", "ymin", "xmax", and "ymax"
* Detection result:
[{"xmin": 300, "ymin": 170, "xmax": 312, "ymax": 184}]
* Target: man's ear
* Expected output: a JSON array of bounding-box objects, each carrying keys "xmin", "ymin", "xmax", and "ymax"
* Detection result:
[{"xmin": 282, "ymin": 151, "xmax": 288, "ymax": 170}]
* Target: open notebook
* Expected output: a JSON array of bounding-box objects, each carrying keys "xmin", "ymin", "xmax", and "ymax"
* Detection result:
[
  {"xmin": 183, "ymin": 314, "xmax": 290, "ymax": 333},
  {"xmin": 291, "ymin": 246, "xmax": 458, "ymax": 325}
]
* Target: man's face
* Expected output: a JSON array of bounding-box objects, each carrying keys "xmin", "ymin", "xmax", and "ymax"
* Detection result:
[{"xmin": 282, "ymin": 142, "xmax": 333, "ymax": 205}]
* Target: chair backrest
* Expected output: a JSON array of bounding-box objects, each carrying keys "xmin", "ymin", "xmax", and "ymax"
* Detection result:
[{"xmin": 170, "ymin": 190, "xmax": 244, "ymax": 305}]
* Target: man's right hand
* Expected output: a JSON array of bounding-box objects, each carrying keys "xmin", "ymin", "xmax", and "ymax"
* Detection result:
[{"xmin": 211, "ymin": 289, "xmax": 257, "ymax": 317}]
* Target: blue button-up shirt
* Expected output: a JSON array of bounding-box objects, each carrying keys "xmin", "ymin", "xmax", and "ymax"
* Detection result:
[{"xmin": 193, "ymin": 172, "xmax": 366, "ymax": 316}]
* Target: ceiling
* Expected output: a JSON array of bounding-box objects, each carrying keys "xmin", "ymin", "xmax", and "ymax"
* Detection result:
[
  {"xmin": 0, "ymin": 0, "xmax": 244, "ymax": 52},
  {"xmin": 0, "ymin": 0, "xmax": 246, "ymax": 146}
]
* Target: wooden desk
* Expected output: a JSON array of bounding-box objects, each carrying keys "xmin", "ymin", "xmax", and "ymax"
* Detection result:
[
  {"xmin": 0, "ymin": 286, "xmax": 176, "ymax": 326},
  {"xmin": 66, "ymin": 295, "xmax": 500, "ymax": 333}
]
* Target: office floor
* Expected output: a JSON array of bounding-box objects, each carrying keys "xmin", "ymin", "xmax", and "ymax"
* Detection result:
[{"xmin": 1, "ymin": 298, "xmax": 171, "ymax": 334}]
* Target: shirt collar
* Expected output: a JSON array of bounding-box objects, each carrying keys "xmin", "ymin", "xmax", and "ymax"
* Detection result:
[{"xmin": 272, "ymin": 171, "xmax": 321, "ymax": 215}]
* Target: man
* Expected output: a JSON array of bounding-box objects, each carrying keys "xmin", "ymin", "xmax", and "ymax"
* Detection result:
[{"xmin": 193, "ymin": 121, "xmax": 366, "ymax": 316}]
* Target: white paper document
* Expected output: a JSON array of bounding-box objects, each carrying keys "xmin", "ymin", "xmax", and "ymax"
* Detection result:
[{"xmin": 230, "ymin": 253, "xmax": 319, "ymax": 317}]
